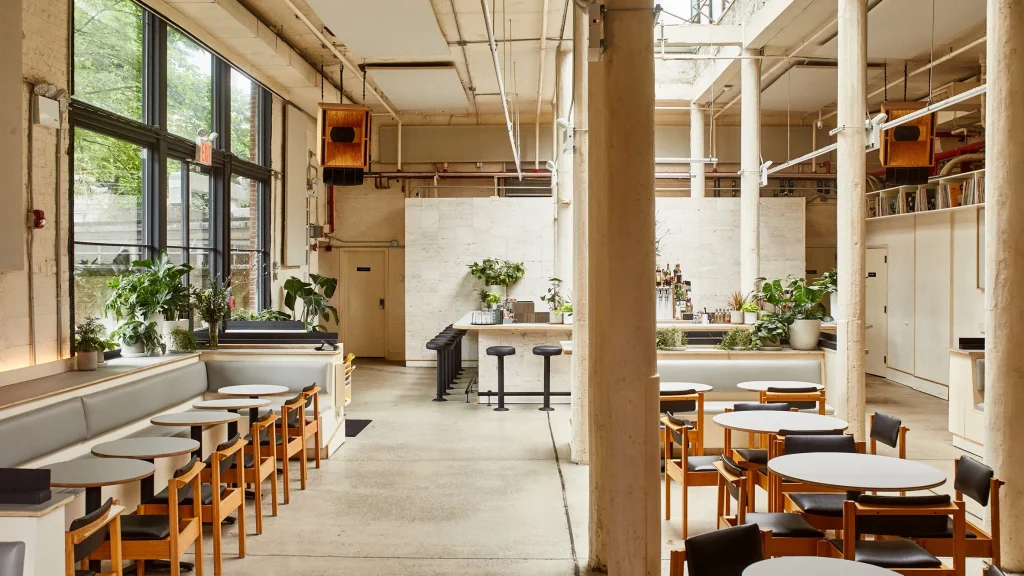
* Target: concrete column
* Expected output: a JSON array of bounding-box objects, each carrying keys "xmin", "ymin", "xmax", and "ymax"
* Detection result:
[
  {"xmin": 835, "ymin": 0, "xmax": 867, "ymax": 441},
  {"xmin": 985, "ymin": 0, "xmax": 1024, "ymax": 570},
  {"xmin": 739, "ymin": 48, "xmax": 761, "ymax": 294},
  {"xmin": 555, "ymin": 48, "xmax": 574, "ymax": 293},
  {"xmin": 587, "ymin": 0, "xmax": 659, "ymax": 572},
  {"xmin": 570, "ymin": 6, "xmax": 590, "ymax": 466},
  {"xmin": 690, "ymin": 106, "xmax": 706, "ymax": 198}
]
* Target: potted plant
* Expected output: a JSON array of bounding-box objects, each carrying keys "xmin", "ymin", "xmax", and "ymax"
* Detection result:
[
  {"xmin": 715, "ymin": 327, "xmax": 752, "ymax": 351},
  {"xmin": 169, "ymin": 327, "xmax": 198, "ymax": 353},
  {"xmin": 741, "ymin": 301, "xmax": 760, "ymax": 325},
  {"xmin": 816, "ymin": 269, "xmax": 838, "ymax": 317},
  {"xmin": 750, "ymin": 314, "xmax": 787, "ymax": 350},
  {"xmin": 192, "ymin": 276, "xmax": 232, "ymax": 349},
  {"xmin": 74, "ymin": 316, "xmax": 107, "ymax": 370},
  {"xmin": 540, "ymin": 277, "xmax": 565, "ymax": 323},
  {"xmin": 656, "ymin": 327, "xmax": 688, "ymax": 351},
  {"xmin": 468, "ymin": 259, "xmax": 525, "ymax": 298},
  {"xmin": 283, "ymin": 274, "xmax": 339, "ymax": 332},
  {"xmin": 728, "ymin": 291, "xmax": 746, "ymax": 324},
  {"xmin": 561, "ymin": 302, "xmax": 574, "ymax": 325},
  {"xmin": 112, "ymin": 320, "xmax": 165, "ymax": 357},
  {"xmin": 788, "ymin": 276, "xmax": 826, "ymax": 350}
]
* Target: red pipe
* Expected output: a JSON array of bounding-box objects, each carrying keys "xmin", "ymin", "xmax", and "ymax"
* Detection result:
[{"xmin": 328, "ymin": 185, "xmax": 336, "ymax": 234}]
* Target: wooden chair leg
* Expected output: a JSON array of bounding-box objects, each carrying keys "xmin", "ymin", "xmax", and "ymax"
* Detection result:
[
  {"xmin": 254, "ymin": 473, "xmax": 263, "ymax": 535},
  {"xmin": 681, "ymin": 475, "xmax": 689, "ymax": 539},
  {"xmin": 299, "ymin": 447, "xmax": 308, "ymax": 490},
  {"xmin": 213, "ymin": 512, "xmax": 223, "ymax": 576},
  {"xmin": 282, "ymin": 451, "xmax": 291, "ymax": 505},
  {"xmin": 238, "ymin": 497, "xmax": 246, "ymax": 558},
  {"xmin": 664, "ymin": 435, "xmax": 672, "ymax": 520},
  {"xmin": 137, "ymin": 561, "xmax": 146, "ymax": 576},
  {"xmin": 194, "ymin": 520, "xmax": 204, "ymax": 576},
  {"xmin": 314, "ymin": 427, "xmax": 322, "ymax": 469},
  {"xmin": 270, "ymin": 465, "xmax": 279, "ymax": 517}
]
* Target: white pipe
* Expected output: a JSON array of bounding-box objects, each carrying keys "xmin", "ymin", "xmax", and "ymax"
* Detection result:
[
  {"xmin": 878, "ymin": 84, "xmax": 987, "ymax": 130},
  {"xmin": 768, "ymin": 143, "xmax": 838, "ymax": 175},
  {"xmin": 397, "ymin": 122, "xmax": 403, "ymax": 170},
  {"xmin": 655, "ymin": 157, "xmax": 719, "ymax": 163},
  {"xmin": 481, "ymin": 0, "xmax": 523, "ymax": 178},
  {"xmin": 939, "ymin": 153, "xmax": 985, "ymax": 176},
  {"xmin": 281, "ymin": 0, "xmax": 399, "ymax": 121},
  {"xmin": 535, "ymin": 0, "xmax": 550, "ymax": 170}
]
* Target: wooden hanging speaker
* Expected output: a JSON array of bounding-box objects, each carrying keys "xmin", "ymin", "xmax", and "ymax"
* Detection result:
[
  {"xmin": 879, "ymin": 101, "xmax": 936, "ymax": 186},
  {"xmin": 317, "ymin": 103, "xmax": 371, "ymax": 186}
]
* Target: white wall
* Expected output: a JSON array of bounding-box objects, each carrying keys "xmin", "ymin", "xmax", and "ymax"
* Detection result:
[
  {"xmin": 865, "ymin": 207, "xmax": 985, "ymax": 398},
  {"xmin": 656, "ymin": 197, "xmax": 806, "ymax": 310},
  {"xmin": 405, "ymin": 197, "xmax": 556, "ymax": 364}
]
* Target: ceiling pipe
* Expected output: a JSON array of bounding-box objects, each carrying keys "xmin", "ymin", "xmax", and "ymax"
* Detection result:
[
  {"xmin": 368, "ymin": 171, "xmax": 551, "ymax": 179},
  {"xmin": 939, "ymin": 153, "xmax": 985, "ymax": 176},
  {"xmin": 480, "ymin": 0, "xmax": 523, "ymax": 179},
  {"xmin": 535, "ymin": 0, "xmax": 551, "ymax": 171}
]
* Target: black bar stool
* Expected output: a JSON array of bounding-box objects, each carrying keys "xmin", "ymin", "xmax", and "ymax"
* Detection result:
[
  {"xmin": 532, "ymin": 345, "xmax": 563, "ymax": 411},
  {"xmin": 427, "ymin": 333, "xmax": 454, "ymax": 402},
  {"xmin": 486, "ymin": 346, "xmax": 516, "ymax": 411}
]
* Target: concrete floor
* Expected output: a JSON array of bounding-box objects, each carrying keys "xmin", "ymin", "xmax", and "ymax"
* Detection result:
[{"xmin": 183, "ymin": 365, "xmax": 986, "ymax": 575}]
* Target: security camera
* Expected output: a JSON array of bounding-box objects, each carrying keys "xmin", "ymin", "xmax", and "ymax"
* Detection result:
[
  {"xmin": 545, "ymin": 160, "xmax": 557, "ymax": 171},
  {"xmin": 816, "ymin": 120, "xmax": 823, "ymax": 130},
  {"xmin": 555, "ymin": 117, "xmax": 571, "ymax": 130}
]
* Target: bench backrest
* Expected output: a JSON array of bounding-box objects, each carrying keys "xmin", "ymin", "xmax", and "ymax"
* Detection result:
[
  {"xmin": 205, "ymin": 360, "xmax": 330, "ymax": 397},
  {"xmin": 657, "ymin": 359, "xmax": 821, "ymax": 397},
  {"xmin": 82, "ymin": 362, "xmax": 209, "ymax": 438},
  {"xmin": 0, "ymin": 398, "xmax": 87, "ymax": 468}
]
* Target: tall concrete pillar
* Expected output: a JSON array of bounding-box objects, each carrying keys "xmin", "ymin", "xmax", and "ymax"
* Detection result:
[
  {"xmin": 570, "ymin": 6, "xmax": 590, "ymax": 466},
  {"xmin": 587, "ymin": 0, "xmax": 659, "ymax": 572},
  {"xmin": 740, "ymin": 48, "xmax": 761, "ymax": 294},
  {"xmin": 985, "ymin": 0, "xmax": 1024, "ymax": 570},
  {"xmin": 835, "ymin": 0, "xmax": 867, "ymax": 440},
  {"xmin": 555, "ymin": 48, "xmax": 574, "ymax": 293},
  {"xmin": 690, "ymin": 106, "xmax": 706, "ymax": 198}
]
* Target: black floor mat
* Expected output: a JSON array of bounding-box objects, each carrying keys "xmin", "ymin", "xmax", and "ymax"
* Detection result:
[{"xmin": 345, "ymin": 419, "xmax": 372, "ymax": 437}]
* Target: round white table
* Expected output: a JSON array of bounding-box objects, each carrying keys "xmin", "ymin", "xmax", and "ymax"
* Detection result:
[
  {"xmin": 660, "ymin": 382, "xmax": 713, "ymax": 393},
  {"xmin": 737, "ymin": 380, "xmax": 824, "ymax": 392},
  {"xmin": 194, "ymin": 398, "xmax": 272, "ymax": 437},
  {"xmin": 91, "ymin": 437, "xmax": 199, "ymax": 500},
  {"xmin": 768, "ymin": 453, "xmax": 946, "ymax": 496},
  {"xmin": 217, "ymin": 384, "xmax": 290, "ymax": 425},
  {"xmin": 744, "ymin": 557, "xmax": 898, "ymax": 576},
  {"xmin": 151, "ymin": 411, "xmax": 240, "ymax": 456},
  {"xmin": 713, "ymin": 411, "xmax": 848, "ymax": 435}
]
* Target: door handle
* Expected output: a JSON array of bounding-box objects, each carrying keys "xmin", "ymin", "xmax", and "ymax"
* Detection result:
[{"xmin": 379, "ymin": 298, "xmax": 385, "ymax": 309}]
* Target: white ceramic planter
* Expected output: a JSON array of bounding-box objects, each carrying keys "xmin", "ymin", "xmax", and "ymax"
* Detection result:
[
  {"xmin": 488, "ymin": 285, "xmax": 507, "ymax": 299},
  {"xmin": 163, "ymin": 319, "xmax": 190, "ymax": 352},
  {"xmin": 121, "ymin": 342, "xmax": 145, "ymax": 357},
  {"xmin": 77, "ymin": 350, "xmax": 99, "ymax": 371},
  {"xmin": 549, "ymin": 311, "xmax": 563, "ymax": 324},
  {"xmin": 789, "ymin": 319, "xmax": 823, "ymax": 351},
  {"xmin": 730, "ymin": 310, "xmax": 744, "ymax": 324},
  {"xmin": 563, "ymin": 314, "xmax": 573, "ymax": 325},
  {"xmin": 743, "ymin": 311, "xmax": 758, "ymax": 325}
]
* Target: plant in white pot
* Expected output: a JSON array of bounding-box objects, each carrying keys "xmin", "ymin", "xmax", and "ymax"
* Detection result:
[
  {"xmin": 741, "ymin": 301, "xmax": 760, "ymax": 325},
  {"xmin": 74, "ymin": 316, "xmax": 110, "ymax": 371},
  {"xmin": 816, "ymin": 269, "xmax": 838, "ymax": 319},
  {"xmin": 561, "ymin": 302, "xmax": 574, "ymax": 325},
  {"xmin": 104, "ymin": 251, "xmax": 193, "ymax": 357},
  {"xmin": 750, "ymin": 314, "xmax": 787, "ymax": 350},
  {"xmin": 112, "ymin": 320, "xmax": 165, "ymax": 357},
  {"xmin": 788, "ymin": 276, "xmax": 827, "ymax": 351},
  {"xmin": 468, "ymin": 259, "xmax": 526, "ymax": 298},
  {"xmin": 540, "ymin": 277, "xmax": 565, "ymax": 324},
  {"xmin": 729, "ymin": 291, "xmax": 746, "ymax": 324}
]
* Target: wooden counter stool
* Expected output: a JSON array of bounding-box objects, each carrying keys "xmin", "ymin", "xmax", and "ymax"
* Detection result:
[
  {"xmin": 65, "ymin": 498, "xmax": 124, "ymax": 576},
  {"xmin": 486, "ymin": 346, "xmax": 516, "ymax": 411},
  {"xmin": 532, "ymin": 345, "xmax": 562, "ymax": 411}
]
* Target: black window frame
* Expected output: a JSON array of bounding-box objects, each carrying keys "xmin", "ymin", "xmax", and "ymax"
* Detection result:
[{"xmin": 69, "ymin": 0, "xmax": 273, "ymax": 331}]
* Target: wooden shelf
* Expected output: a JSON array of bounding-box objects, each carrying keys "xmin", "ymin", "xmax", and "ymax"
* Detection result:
[{"xmin": 867, "ymin": 169, "xmax": 984, "ymax": 220}]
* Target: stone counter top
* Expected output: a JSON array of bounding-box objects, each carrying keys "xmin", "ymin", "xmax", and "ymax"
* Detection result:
[
  {"xmin": 453, "ymin": 313, "xmax": 573, "ymax": 332},
  {"xmin": 559, "ymin": 341, "xmax": 824, "ymax": 359}
]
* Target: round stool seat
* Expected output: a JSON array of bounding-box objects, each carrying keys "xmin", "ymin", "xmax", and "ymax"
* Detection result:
[
  {"xmin": 486, "ymin": 346, "xmax": 516, "ymax": 357},
  {"xmin": 426, "ymin": 337, "xmax": 453, "ymax": 351},
  {"xmin": 533, "ymin": 345, "xmax": 563, "ymax": 357}
]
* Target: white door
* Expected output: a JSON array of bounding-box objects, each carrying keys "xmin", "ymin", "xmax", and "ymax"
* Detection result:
[
  {"xmin": 865, "ymin": 248, "xmax": 888, "ymax": 376},
  {"xmin": 342, "ymin": 249, "xmax": 388, "ymax": 357}
]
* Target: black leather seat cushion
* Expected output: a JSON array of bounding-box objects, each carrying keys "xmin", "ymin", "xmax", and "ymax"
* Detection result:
[
  {"xmin": 829, "ymin": 538, "xmax": 942, "ymax": 569},
  {"xmin": 788, "ymin": 493, "xmax": 845, "ymax": 517},
  {"xmin": 486, "ymin": 346, "xmax": 516, "ymax": 357},
  {"xmin": 685, "ymin": 523, "xmax": 763, "ymax": 576},
  {"xmin": 532, "ymin": 345, "xmax": 563, "ymax": 357},
  {"xmin": 743, "ymin": 513, "xmax": 824, "ymax": 538},
  {"xmin": 143, "ymin": 484, "xmax": 227, "ymax": 506},
  {"xmin": 75, "ymin": 571, "xmax": 96, "ymax": 576},
  {"xmin": 118, "ymin": 515, "xmax": 173, "ymax": 541},
  {"xmin": 734, "ymin": 448, "xmax": 768, "ymax": 465},
  {"xmin": 687, "ymin": 456, "xmax": 720, "ymax": 473}
]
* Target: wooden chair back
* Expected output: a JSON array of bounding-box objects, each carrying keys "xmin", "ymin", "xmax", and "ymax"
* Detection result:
[
  {"xmin": 762, "ymin": 388, "xmax": 826, "ymax": 414},
  {"xmin": 206, "ymin": 435, "xmax": 247, "ymax": 488},
  {"xmin": 66, "ymin": 498, "xmax": 124, "ymax": 576},
  {"xmin": 660, "ymin": 390, "xmax": 704, "ymax": 454}
]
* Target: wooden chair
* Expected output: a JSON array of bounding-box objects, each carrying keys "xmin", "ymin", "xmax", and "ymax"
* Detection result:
[
  {"xmin": 820, "ymin": 495, "xmax": 966, "ymax": 576},
  {"xmin": 668, "ymin": 523, "xmax": 766, "ymax": 576},
  {"xmin": 99, "ymin": 456, "xmax": 204, "ymax": 576},
  {"xmin": 869, "ymin": 412, "xmax": 909, "ymax": 459},
  {"xmin": 912, "ymin": 455, "xmax": 1003, "ymax": 567},
  {"xmin": 342, "ymin": 353, "xmax": 356, "ymax": 412},
  {"xmin": 66, "ymin": 497, "xmax": 124, "ymax": 576},
  {"xmin": 238, "ymin": 411, "xmax": 280, "ymax": 535},
  {"xmin": 714, "ymin": 456, "xmax": 824, "ymax": 557},
  {"xmin": 659, "ymin": 387, "xmax": 705, "ymax": 455},
  {"xmin": 292, "ymin": 383, "xmax": 322, "ymax": 469},
  {"xmin": 725, "ymin": 403, "xmax": 791, "ymax": 512},
  {"xmin": 139, "ymin": 436, "xmax": 247, "ymax": 576},
  {"xmin": 761, "ymin": 387, "xmax": 826, "ymax": 414},
  {"xmin": 267, "ymin": 394, "xmax": 307, "ymax": 504},
  {"xmin": 662, "ymin": 413, "xmax": 719, "ymax": 538},
  {"xmin": 777, "ymin": 434, "xmax": 865, "ymax": 522}
]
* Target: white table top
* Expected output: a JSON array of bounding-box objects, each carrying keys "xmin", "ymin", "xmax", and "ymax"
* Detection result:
[
  {"xmin": 92, "ymin": 437, "xmax": 199, "ymax": 460},
  {"xmin": 217, "ymin": 384, "xmax": 290, "ymax": 396},
  {"xmin": 42, "ymin": 458, "xmax": 155, "ymax": 488},
  {"xmin": 660, "ymin": 382, "xmax": 714, "ymax": 393},
  {"xmin": 744, "ymin": 557, "xmax": 898, "ymax": 576},
  {"xmin": 713, "ymin": 411, "xmax": 848, "ymax": 434},
  {"xmin": 194, "ymin": 398, "xmax": 271, "ymax": 410},
  {"xmin": 151, "ymin": 411, "xmax": 240, "ymax": 427},
  {"xmin": 737, "ymin": 380, "xmax": 824, "ymax": 391},
  {"xmin": 768, "ymin": 453, "xmax": 946, "ymax": 492}
]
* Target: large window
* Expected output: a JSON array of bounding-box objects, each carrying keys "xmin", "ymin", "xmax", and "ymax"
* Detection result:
[{"xmin": 70, "ymin": 0, "xmax": 272, "ymax": 329}]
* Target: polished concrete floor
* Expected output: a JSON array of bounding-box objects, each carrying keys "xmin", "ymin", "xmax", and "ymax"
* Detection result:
[{"xmin": 183, "ymin": 365, "xmax": 984, "ymax": 575}]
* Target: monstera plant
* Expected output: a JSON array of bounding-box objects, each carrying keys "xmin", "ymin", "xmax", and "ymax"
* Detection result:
[{"xmin": 283, "ymin": 274, "xmax": 339, "ymax": 332}]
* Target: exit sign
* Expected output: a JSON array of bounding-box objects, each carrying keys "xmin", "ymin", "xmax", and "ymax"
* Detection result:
[{"xmin": 195, "ymin": 138, "xmax": 213, "ymax": 165}]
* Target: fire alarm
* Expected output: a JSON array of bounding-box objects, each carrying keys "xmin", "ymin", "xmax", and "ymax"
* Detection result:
[{"xmin": 30, "ymin": 210, "xmax": 46, "ymax": 229}]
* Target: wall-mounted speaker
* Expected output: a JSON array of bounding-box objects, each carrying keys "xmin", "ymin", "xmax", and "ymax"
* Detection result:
[
  {"xmin": 880, "ymin": 102, "xmax": 936, "ymax": 185},
  {"xmin": 316, "ymin": 103, "xmax": 371, "ymax": 186}
]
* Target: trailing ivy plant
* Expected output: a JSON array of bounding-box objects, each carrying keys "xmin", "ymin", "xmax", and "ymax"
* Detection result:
[
  {"xmin": 716, "ymin": 327, "xmax": 753, "ymax": 350},
  {"xmin": 467, "ymin": 259, "xmax": 526, "ymax": 287},
  {"xmin": 169, "ymin": 327, "xmax": 198, "ymax": 353},
  {"xmin": 750, "ymin": 314, "xmax": 788, "ymax": 349},
  {"xmin": 112, "ymin": 320, "xmax": 165, "ymax": 355},
  {"xmin": 283, "ymin": 274, "xmax": 339, "ymax": 332}
]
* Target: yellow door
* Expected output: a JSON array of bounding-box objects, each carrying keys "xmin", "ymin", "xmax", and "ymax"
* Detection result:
[{"xmin": 342, "ymin": 249, "xmax": 387, "ymax": 357}]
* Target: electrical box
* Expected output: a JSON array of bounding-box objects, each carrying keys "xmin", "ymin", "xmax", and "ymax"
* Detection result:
[
  {"xmin": 588, "ymin": 3, "xmax": 605, "ymax": 62},
  {"xmin": 32, "ymin": 95, "xmax": 60, "ymax": 129}
]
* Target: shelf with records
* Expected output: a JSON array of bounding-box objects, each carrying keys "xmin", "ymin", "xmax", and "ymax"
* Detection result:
[{"xmin": 866, "ymin": 169, "xmax": 985, "ymax": 220}]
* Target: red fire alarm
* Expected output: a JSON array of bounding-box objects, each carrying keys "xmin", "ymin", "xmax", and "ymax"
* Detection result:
[{"xmin": 31, "ymin": 210, "xmax": 46, "ymax": 229}]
